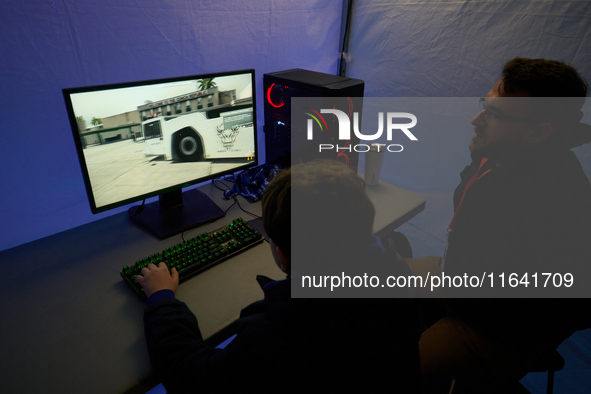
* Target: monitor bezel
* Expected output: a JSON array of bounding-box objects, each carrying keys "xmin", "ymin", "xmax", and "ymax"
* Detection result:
[{"xmin": 63, "ymin": 69, "xmax": 258, "ymax": 215}]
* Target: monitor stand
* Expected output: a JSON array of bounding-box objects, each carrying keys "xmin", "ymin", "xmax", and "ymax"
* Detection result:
[{"xmin": 129, "ymin": 188, "xmax": 225, "ymax": 238}]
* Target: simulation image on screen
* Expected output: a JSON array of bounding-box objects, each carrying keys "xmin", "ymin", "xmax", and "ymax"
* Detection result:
[{"xmin": 65, "ymin": 71, "xmax": 257, "ymax": 211}]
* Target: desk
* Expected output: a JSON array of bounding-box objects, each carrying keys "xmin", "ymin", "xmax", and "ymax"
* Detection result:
[{"xmin": 0, "ymin": 179, "xmax": 424, "ymax": 393}]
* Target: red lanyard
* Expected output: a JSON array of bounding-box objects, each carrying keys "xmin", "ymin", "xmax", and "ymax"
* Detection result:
[{"xmin": 448, "ymin": 158, "xmax": 493, "ymax": 230}]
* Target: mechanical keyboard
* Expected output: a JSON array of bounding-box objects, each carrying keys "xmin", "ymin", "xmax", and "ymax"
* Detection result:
[{"xmin": 120, "ymin": 217, "xmax": 264, "ymax": 300}]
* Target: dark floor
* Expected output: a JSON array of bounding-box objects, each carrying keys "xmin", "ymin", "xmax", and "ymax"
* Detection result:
[{"xmin": 520, "ymin": 328, "xmax": 591, "ymax": 393}]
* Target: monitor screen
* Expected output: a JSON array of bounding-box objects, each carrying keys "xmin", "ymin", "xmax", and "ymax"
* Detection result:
[{"xmin": 63, "ymin": 69, "xmax": 258, "ymax": 238}]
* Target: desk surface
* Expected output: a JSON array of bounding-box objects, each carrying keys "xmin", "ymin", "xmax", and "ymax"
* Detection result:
[{"xmin": 0, "ymin": 180, "xmax": 425, "ymax": 394}]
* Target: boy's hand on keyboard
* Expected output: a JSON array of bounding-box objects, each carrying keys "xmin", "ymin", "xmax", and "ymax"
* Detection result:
[{"xmin": 136, "ymin": 262, "xmax": 179, "ymax": 298}]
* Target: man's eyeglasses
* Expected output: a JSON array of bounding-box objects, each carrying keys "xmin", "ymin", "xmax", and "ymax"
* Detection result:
[{"xmin": 479, "ymin": 98, "xmax": 537, "ymax": 124}]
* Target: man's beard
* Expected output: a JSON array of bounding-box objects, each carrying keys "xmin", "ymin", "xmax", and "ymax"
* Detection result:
[{"xmin": 468, "ymin": 129, "xmax": 521, "ymax": 161}]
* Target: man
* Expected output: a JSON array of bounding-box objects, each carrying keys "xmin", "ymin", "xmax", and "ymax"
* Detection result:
[
  {"xmin": 137, "ymin": 159, "xmax": 421, "ymax": 392},
  {"xmin": 419, "ymin": 58, "xmax": 591, "ymax": 391},
  {"xmin": 448, "ymin": 58, "xmax": 591, "ymax": 278}
]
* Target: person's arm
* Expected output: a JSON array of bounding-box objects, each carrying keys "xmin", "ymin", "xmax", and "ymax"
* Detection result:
[
  {"xmin": 144, "ymin": 297, "xmax": 222, "ymax": 392},
  {"xmin": 137, "ymin": 263, "xmax": 222, "ymax": 392}
]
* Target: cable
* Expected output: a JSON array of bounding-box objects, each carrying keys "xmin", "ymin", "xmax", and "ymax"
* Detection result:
[
  {"xmin": 235, "ymin": 197, "xmax": 261, "ymax": 220},
  {"xmin": 128, "ymin": 199, "xmax": 146, "ymax": 217},
  {"xmin": 338, "ymin": 0, "xmax": 355, "ymax": 77},
  {"xmin": 211, "ymin": 177, "xmax": 261, "ymax": 219},
  {"xmin": 180, "ymin": 176, "xmax": 264, "ymax": 242}
]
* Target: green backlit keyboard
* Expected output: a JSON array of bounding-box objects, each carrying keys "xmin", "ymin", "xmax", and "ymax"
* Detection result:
[{"xmin": 120, "ymin": 217, "xmax": 264, "ymax": 300}]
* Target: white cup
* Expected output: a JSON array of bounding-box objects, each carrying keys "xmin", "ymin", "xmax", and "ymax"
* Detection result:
[{"xmin": 364, "ymin": 143, "xmax": 385, "ymax": 186}]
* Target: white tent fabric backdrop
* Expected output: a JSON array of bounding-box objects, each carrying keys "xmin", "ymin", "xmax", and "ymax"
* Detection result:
[
  {"xmin": 346, "ymin": 0, "xmax": 591, "ymax": 257},
  {"xmin": 347, "ymin": 1, "xmax": 591, "ymax": 97},
  {"xmin": 0, "ymin": 0, "xmax": 343, "ymax": 251},
  {"xmin": 1, "ymin": 0, "xmax": 590, "ymax": 260}
]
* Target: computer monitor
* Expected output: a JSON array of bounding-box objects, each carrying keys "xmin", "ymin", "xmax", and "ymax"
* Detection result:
[{"xmin": 63, "ymin": 69, "xmax": 258, "ymax": 238}]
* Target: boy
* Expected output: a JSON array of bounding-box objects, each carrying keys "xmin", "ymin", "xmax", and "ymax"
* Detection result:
[{"xmin": 137, "ymin": 159, "xmax": 421, "ymax": 392}]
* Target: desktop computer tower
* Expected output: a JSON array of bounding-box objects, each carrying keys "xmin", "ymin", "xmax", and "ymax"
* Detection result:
[{"xmin": 263, "ymin": 69, "xmax": 364, "ymax": 172}]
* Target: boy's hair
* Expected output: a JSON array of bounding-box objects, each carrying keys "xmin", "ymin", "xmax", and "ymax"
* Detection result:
[
  {"xmin": 262, "ymin": 159, "xmax": 375, "ymax": 258},
  {"xmin": 262, "ymin": 166, "xmax": 292, "ymax": 256}
]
